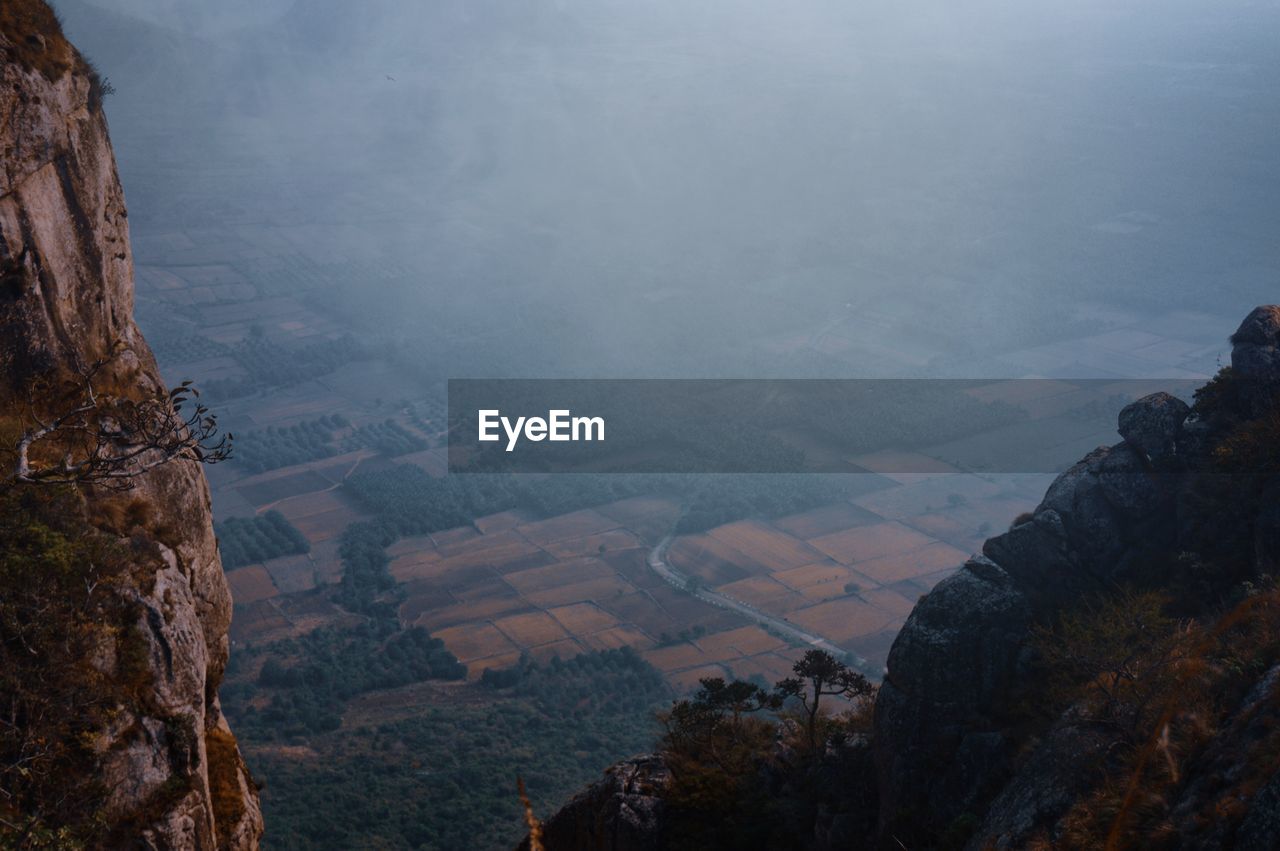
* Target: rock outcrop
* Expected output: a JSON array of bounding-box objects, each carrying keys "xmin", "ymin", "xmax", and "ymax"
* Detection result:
[
  {"xmin": 533, "ymin": 306, "xmax": 1280, "ymax": 850},
  {"xmin": 1117, "ymin": 391, "xmax": 1189, "ymax": 462},
  {"xmin": 0, "ymin": 4, "xmax": 261, "ymax": 848},
  {"xmin": 1231, "ymin": 305, "xmax": 1280, "ymax": 416},
  {"xmin": 522, "ymin": 756, "xmax": 669, "ymax": 851},
  {"xmin": 874, "ymin": 434, "xmax": 1180, "ymax": 838},
  {"xmin": 874, "ymin": 308, "xmax": 1280, "ymax": 848}
]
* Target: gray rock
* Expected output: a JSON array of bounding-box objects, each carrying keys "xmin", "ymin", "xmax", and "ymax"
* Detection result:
[
  {"xmin": 1167, "ymin": 666, "xmax": 1280, "ymax": 847},
  {"xmin": 982, "ymin": 511, "xmax": 1081, "ymax": 608},
  {"xmin": 1231, "ymin": 305, "xmax": 1280, "ymax": 348},
  {"xmin": 1237, "ymin": 770, "xmax": 1280, "ymax": 850},
  {"xmin": 1037, "ymin": 447, "xmax": 1129, "ymax": 568},
  {"xmin": 966, "ymin": 725, "xmax": 1113, "ymax": 850},
  {"xmin": 876, "ymin": 440, "xmax": 1180, "ymax": 839},
  {"xmin": 1096, "ymin": 440, "xmax": 1171, "ymax": 518},
  {"xmin": 983, "ymin": 445, "xmax": 1164, "ymax": 602},
  {"xmin": 875, "ymin": 558, "xmax": 1031, "ymax": 831},
  {"xmin": 522, "ymin": 755, "xmax": 669, "ymax": 851},
  {"xmin": 1117, "ymin": 392, "xmax": 1189, "ymax": 462},
  {"xmin": 1231, "ymin": 305, "xmax": 1280, "ymax": 415}
]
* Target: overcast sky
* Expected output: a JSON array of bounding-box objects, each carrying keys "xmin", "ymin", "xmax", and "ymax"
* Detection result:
[{"xmin": 59, "ymin": 0, "xmax": 1280, "ymax": 377}]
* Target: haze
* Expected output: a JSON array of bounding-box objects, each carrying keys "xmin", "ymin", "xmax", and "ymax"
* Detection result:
[{"xmin": 59, "ymin": 0, "xmax": 1280, "ymax": 380}]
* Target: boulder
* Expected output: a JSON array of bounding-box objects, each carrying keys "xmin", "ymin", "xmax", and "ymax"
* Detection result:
[
  {"xmin": 876, "ymin": 416, "xmax": 1182, "ymax": 838},
  {"xmin": 1117, "ymin": 392, "xmax": 1189, "ymax": 462},
  {"xmin": 1231, "ymin": 305, "xmax": 1280, "ymax": 349},
  {"xmin": 523, "ymin": 755, "xmax": 669, "ymax": 851},
  {"xmin": 1231, "ymin": 305, "xmax": 1280, "ymax": 414}
]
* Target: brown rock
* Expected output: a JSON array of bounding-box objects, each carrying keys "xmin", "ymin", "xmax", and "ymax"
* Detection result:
[{"xmin": 0, "ymin": 4, "xmax": 262, "ymax": 848}]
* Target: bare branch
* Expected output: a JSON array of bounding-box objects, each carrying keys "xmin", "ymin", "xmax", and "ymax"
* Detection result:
[{"xmin": 7, "ymin": 348, "xmax": 232, "ymax": 488}]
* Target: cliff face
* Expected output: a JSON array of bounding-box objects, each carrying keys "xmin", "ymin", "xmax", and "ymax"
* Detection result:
[
  {"xmin": 875, "ymin": 306, "xmax": 1280, "ymax": 848},
  {"xmin": 0, "ymin": 4, "xmax": 262, "ymax": 848},
  {"xmin": 531, "ymin": 306, "xmax": 1280, "ymax": 851}
]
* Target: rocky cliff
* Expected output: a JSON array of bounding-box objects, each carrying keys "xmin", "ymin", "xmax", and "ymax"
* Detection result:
[
  {"xmin": 0, "ymin": 3, "xmax": 262, "ymax": 848},
  {"xmin": 876, "ymin": 307, "xmax": 1280, "ymax": 848},
  {"xmin": 519, "ymin": 756, "xmax": 669, "ymax": 851},
  {"xmin": 530, "ymin": 306, "xmax": 1280, "ymax": 850}
]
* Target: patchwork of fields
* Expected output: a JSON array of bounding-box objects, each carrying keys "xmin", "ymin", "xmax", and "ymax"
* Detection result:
[
  {"xmin": 224, "ymin": 438, "xmax": 1048, "ymax": 681},
  {"xmin": 131, "ymin": 219, "xmax": 1225, "ymax": 690},
  {"xmin": 662, "ymin": 472, "xmax": 1048, "ymax": 668}
]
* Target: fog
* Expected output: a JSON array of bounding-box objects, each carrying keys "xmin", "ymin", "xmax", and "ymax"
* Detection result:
[{"xmin": 59, "ymin": 0, "xmax": 1280, "ymax": 379}]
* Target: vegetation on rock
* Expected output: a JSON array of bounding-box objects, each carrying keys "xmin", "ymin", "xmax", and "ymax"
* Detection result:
[
  {"xmin": 0, "ymin": 485, "xmax": 158, "ymax": 846},
  {"xmin": 646, "ymin": 652, "xmax": 878, "ymax": 851}
]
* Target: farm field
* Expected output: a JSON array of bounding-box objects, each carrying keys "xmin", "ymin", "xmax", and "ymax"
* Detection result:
[
  {"xmin": 219, "ymin": 421, "xmax": 1008, "ymax": 684},
  {"xmin": 220, "ymin": 412, "xmax": 1045, "ymax": 678},
  {"xmin": 329, "ymin": 460, "xmax": 1047, "ymax": 679},
  {"xmin": 134, "ymin": 197, "xmax": 1213, "ymax": 686},
  {"xmin": 202, "ymin": 325, "xmax": 1052, "ymax": 680},
  {"xmin": 122, "ymin": 218, "xmax": 1236, "ymax": 851},
  {"xmin": 664, "ymin": 475, "xmax": 1048, "ymax": 664},
  {"xmin": 385, "ymin": 497, "xmax": 773, "ymax": 680}
]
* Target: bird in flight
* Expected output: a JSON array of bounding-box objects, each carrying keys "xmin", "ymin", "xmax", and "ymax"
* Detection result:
[{"xmin": 386, "ymin": 74, "xmax": 396, "ymax": 82}]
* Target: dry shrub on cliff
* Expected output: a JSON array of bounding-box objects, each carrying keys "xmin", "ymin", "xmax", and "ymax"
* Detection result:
[
  {"xmin": 1038, "ymin": 585, "xmax": 1280, "ymax": 847},
  {"xmin": 660, "ymin": 713, "xmax": 779, "ymax": 848},
  {"xmin": 205, "ymin": 726, "xmax": 250, "ymax": 838},
  {"xmin": 516, "ymin": 778, "xmax": 544, "ymax": 851},
  {"xmin": 3, "ymin": 351, "xmax": 232, "ymax": 489},
  {"xmin": 1034, "ymin": 591, "xmax": 1193, "ymax": 739},
  {"xmin": 0, "ymin": 484, "xmax": 161, "ymax": 846},
  {"xmin": 0, "ymin": 0, "xmax": 73, "ymax": 82},
  {"xmin": 1191, "ymin": 365, "xmax": 1280, "ymax": 474},
  {"xmin": 656, "ymin": 676, "xmax": 781, "ymax": 846}
]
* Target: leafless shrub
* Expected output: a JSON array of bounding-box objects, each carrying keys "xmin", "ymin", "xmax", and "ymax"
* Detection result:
[{"xmin": 7, "ymin": 348, "xmax": 231, "ymax": 489}]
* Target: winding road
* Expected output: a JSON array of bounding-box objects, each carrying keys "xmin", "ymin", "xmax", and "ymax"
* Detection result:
[{"xmin": 646, "ymin": 535, "xmax": 877, "ymax": 676}]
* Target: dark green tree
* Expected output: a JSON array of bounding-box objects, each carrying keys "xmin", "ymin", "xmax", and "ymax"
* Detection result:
[{"xmin": 775, "ymin": 650, "xmax": 872, "ymax": 751}]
